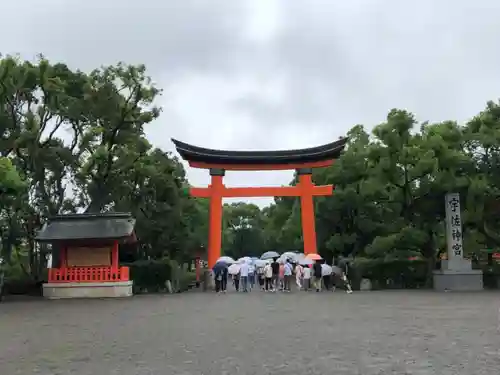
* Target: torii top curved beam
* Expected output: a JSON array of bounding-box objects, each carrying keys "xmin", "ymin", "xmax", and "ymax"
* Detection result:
[{"xmin": 171, "ymin": 137, "xmax": 348, "ymax": 170}]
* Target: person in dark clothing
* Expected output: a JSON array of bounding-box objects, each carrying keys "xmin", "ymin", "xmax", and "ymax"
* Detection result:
[
  {"xmin": 221, "ymin": 268, "xmax": 228, "ymax": 293},
  {"xmin": 313, "ymin": 261, "xmax": 323, "ymax": 292},
  {"xmin": 214, "ymin": 269, "xmax": 223, "ymax": 293},
  {"xmin": 233, "ymin": 273, "xmax": 240, "ymax": 291},
  {"xmin": 323, "ymin": 273, "xmax": 331, "ymax": 291},
  {"xmin": 338, "ymin": 257, "xmax": 353, "ymax": 294},
  {"xmin": 271, "ymin": 258, "xmax": 280, "ymax": 291}
]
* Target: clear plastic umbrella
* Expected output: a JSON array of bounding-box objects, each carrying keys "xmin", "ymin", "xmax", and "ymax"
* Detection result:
[
  {"xmin": 279, "ymin": 251, "xmax": 301, "ymax": 263},
  {"xmin": 237, "ymin": 256, "xmax": 252, "ymax": 264},
  {"xmin": 321, "ymin": 264, "xmax": 333, "ymax": 276},
  {"xmin": 261, "ymin": 251, "xmax": 280, "ymax": 260},
  {"xmin": 299, "ymin": 257, "xmax": 313, "ymax": 266},
  {"xmin": 228, "ymin": 264, "xmax": 241, "ymax": 275},
  {"xmin": 217, "ymin": 256, "xmax": 235, "ymax": 264},
  {"xmin": 254, "ymin": 259, "xmax": 268, "ymax": 268}
]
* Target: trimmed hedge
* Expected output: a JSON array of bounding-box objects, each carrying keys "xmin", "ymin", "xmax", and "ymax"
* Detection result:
[
  {"xmin": 348, "ymin": 259, "xmax": 428, "ymax": 290},
  {"xmin": 124, "ymin": 259, "xmax": 173, "ymax": 293},
  {"xmin": 123, "ymin": 259, "xmax": 197, "ymax": 293},
  {"xmin": 482, "ymin": 264, "xmax": 500, "ymax": 289}
]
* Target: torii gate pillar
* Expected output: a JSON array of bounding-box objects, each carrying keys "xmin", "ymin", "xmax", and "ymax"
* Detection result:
[
  {"xmin": 297, "ymin": 168, "xmax": 318, "ymax": 255},
  {"xmin": 207, "ymin": 169, "xmax": 224, "ymax": 269}
]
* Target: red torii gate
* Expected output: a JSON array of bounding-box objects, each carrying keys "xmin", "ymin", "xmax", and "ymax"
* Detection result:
[{"xmin": 172, "ymin": 138, "xmax": 348, "ymax": 268}]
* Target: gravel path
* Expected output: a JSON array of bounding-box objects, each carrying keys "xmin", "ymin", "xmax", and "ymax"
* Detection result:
[{"xmin": 1, "ymin": 290, "xmax": 499, "ymax": 374}]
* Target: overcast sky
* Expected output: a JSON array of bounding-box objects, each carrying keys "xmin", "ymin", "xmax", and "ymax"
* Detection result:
[{"xmin": 2, "ymin": 0, "xmax": 500, "ymax": 205}]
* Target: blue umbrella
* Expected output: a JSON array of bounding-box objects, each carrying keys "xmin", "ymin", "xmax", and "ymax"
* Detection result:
[{"xmin": 212, "ymin": 260, "xmax": 228, "ymax": 273}]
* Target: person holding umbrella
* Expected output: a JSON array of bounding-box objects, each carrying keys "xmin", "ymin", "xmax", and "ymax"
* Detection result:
[
  {"xmin": 212, "ymin": 261, "xmax": 228, "ymax": 294},
  {"xmin": 321, "ymin": 263, "xmax": 333, "ymax": 291},
  {"xmin": 283, "ymin": 259, "xmax": 293, "ymax": 292},
  {"xmin": 299, "ymin": 257, "xmax": 313, "ymax": 291},
  {"xmin": 295, "ymin": 263, "xmax": 304, "ymax": 290},
  {"xmin": 271, "ymin": 257, "xmax": 280, "ymax": 292},
  {"xmin": 264, "ymin": 261, "xmax": 273, "ymax": 291},
  {"xmin": 313, "ymin": 260, "xmax": 323, "ymax": 292},
  {"xmin": 240, "ymin": 260, "xmax": 249, "ymax": 292},
  {"xmin": 336, "ymin": 256, "xmax": 353, "ymax": 294},
  {"xmin": 248, "ymin": 262, "xmax": 256, "ymax": 290},
  {"xmin": 302, "ymin": 264, "xmax": 311, "ymax": 291},
  {"xmin": 228, "ymin": 263, "xmax": 241, "ymax": 291},
  {"xmin": 221, "ymin": 265, "xmax": 228, "ymax": 293}
]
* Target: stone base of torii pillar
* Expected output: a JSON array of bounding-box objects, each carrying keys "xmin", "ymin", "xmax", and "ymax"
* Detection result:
[{"xmin": 433, "ymin": 259, "xmax": 483, "ymax": 291}]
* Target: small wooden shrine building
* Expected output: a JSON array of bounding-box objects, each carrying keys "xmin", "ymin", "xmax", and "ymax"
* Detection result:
[{"xmin": 37, "ymin": 212, "xmax": 136, "ymax": 299}]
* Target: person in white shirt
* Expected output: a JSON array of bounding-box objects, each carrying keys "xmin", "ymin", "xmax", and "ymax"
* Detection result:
[
  {"xmin": 295, "ymin": 264, "xmax": 304, "ymax": 290},
  {"xmin": 239, "ymin": 262, "xmax": 249, "ymax": 292},
  {"xmin": 302, "ymin": 265, "xmax": 312, "ymax": 291},
  {"xmin": 248, "ymin": 263, "xmax": 255, "ymax": 290},
  {"xmin": 283, "ymin": 261, "xmax": 293, "ymax": 292},
  {"xmin": 257, "ymin": 266, "xmax": 265, "ymax": 290},
  {"xmin": 264, "ymin": 263, "xmax": 273, "ymax": 291}
]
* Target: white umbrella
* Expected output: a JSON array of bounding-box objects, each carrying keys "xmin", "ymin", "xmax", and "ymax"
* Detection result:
[
  {"xmin": 217, "ymin": 256, "xmax": 235, "ymax": 264},
  {"xmin": 228, "ymin": 264, "xmax": 241, "ymax": 275},
  {"xmin": 254, "ymin": 259, "xmax": 268, "ymax": 268},
  {"xmin": 295, "ymin": 253, "xmax": 305, "ymax": 261},
  {"xmin": 321, "ymin": 264, "xmax": 333, "ymax": 276},
  {"xmin": 299, "ymin": 257, "xmax": 313, "ymax": 266},
  {"xmin": 261, "ymin": 251, "xmax": 280, "ymax": 260},
  {"xmin": 237, "ymin": 256, "xmax": 252, "ymax": 264},
  {"xmin": 279, "ymin": 251, "xmax": 301, "ymax": 263}
]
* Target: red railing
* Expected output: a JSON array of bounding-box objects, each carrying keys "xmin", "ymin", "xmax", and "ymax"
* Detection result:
[{"xmin": 48, "ymin": 266, "xmax": 130, "ymax": 283}]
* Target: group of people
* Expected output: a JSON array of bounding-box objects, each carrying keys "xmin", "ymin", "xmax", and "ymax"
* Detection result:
[{"xmin": 213, "ymin": 258, "xmax": 352, "ymax": 294}]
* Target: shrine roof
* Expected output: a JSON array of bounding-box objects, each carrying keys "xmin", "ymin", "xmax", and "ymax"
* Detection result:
[
  {"xmin": 171, "ymin": 137, "xmax": 348, "ymax": 166},
  {"xmin": 35, "ymin": 212, "xmax": 136, "ymax": 242}
]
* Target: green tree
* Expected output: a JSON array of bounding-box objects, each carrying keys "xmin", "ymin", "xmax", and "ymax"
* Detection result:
[
  {"xmin": 463, "ymin": 100, "xmax": 500, "ymax": 249},
  {"xmin": 0, "ymin": 56, "xmax": 88, "ymax": 277},
  {"xmin": 76, "ymin": 63, "xmax": 161, "ymax": 213},
  {"xmin": 314, "ymin": 126, "xmax": 386, "ymax": 261},
  {"xmin": 0, "ymin": 157, "xmax": 26, "ymax": 275},
  {"xmin": 113, "ymin": 149, "xmax": 190, "ymax": 261},
  {"xmin": 223, "ymin": 202, "xmax": 266, "ymax": 259}
]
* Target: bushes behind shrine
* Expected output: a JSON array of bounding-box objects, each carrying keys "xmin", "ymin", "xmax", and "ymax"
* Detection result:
[
  {"xmin": 125, "ymin": 259, "xmax": 173, "ymax": 293},
  {"xmin": 348, "ymin": 258, "xmax": 428, "ymax": 290},
  {"xmin": 124, "ymin": 259, "xmax": 197, "ymax": 293}
]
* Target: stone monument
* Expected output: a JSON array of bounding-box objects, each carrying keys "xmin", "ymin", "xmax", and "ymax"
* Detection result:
[{"xmin": 433, "ymin": 193, "xmax": 483, "ymax": 291}]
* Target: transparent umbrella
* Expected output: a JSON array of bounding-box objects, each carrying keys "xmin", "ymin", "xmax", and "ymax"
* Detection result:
[
  {"xmin": 228, "ymin": 264, "xmax": 241, "ymax": 275},
  {"xmin": 299, "ymin": 257, "xmax": 313, "ymax": 266},
  {"xmin": 254, "ymin": 259, "xmax": 269, "ymax": 268},
  {"xmin": 261, "ymin": 251, "xmax": 280, "ymax": 260},
  {"xmin": 237, "ymin": 256, "xmax": 252, "ymax": 264},
  {"xmin": 321, "ymin": 264, "xmax": 333, "ymax": 276},
  {"xmin": 217, "ymin": 256, "xmax": 235, "ymax": 264},
  {"xmin": 279, "ymin": 251, "xmax": 301, "ymax": 263}
]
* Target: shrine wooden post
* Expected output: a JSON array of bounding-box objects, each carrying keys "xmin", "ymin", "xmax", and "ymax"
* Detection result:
[{"xmin": 172, "ymin": 138, "xmax": 348, "ymax": 268}]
